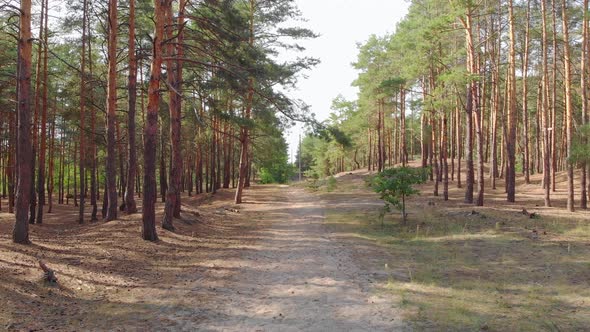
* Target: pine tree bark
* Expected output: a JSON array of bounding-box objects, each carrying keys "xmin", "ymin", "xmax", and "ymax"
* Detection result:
[
  {"xmin": 78, "ymin": 0, "xmax": 87, "ymax": 223},
  {"xmin": 235, "ymin": 0, "xmax": 255, "ymax": 204},
  {"xmin": 142, "ymin": 0, "xmax": 167, "ymax": 241},
  {"xmin": 506, "ymin": 0, "xmax": 517, "ymax": 203},
  {"xmin": 159, "ymin": 122, "xmax": 167, "ymax": 202},
  {"xmin": 522, "ymin": 0, "xmax": 531, "ymax": 185},
  {"xmin": 88, "ymin": 20, "xmax": 98, "ymax": 221},
  {"xmin": 104, "ymin": 0, "xmax": 118, "ymax": 222},
  {"xmin": 14, "ymin": 0, "xmax": 33, "ymax": 244},
  {"xmin": 125, "ymin": 0, "xmax": 138, "ymax": 214},
  {"xmin": 30, "ymin": 0, "xmax": 45, "ymax": 224},
  {"xmin": 551, "ymin": 0, "xmax": 558, "ymax": 193},
  {"xmin": 36, "ymin": 0, "xmax": 49, "ymax": 223},
  {"xmin": 8, "ymin": 109, "xmax": 15, "ymax": 213},
  {"xmin": 400, "ymin": 89, "xmax": 407, "ymax": 166},
  {"xmin": 47, "ymin": 93, "xmax": 56, "ymax": 213},
  {"xmin": 541, "ymin": 0, "xmax": 552, "ymax": 207},
  {"xmin": 561, "ymin": 0, "xmax": 575, "ymax": 212},
  {"xmin": 581, "ymin": 0, "xmax": 589, "ymax": 209},
  {"xmin": 162, "ymin": 0, "xmax": 183, "ymax": 230}
]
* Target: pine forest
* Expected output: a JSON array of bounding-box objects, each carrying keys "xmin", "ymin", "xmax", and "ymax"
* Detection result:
[{"xmin": 1, "ymin": 0, "xmax": 589, "ymax": 330}]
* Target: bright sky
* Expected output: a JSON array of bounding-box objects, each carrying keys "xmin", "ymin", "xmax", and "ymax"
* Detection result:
[{"xmin": 285, "ymin": 0, "xmax": 410, "ymax": 162}]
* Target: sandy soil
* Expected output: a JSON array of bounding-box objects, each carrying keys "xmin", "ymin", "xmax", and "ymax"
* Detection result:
[
  {"xmin": 0, "ymin": 185, "xmax": 406, "ymax": 331},
  {"xmin": 198, "ymin": 185, "xmax": 406, "ymax": 331}
]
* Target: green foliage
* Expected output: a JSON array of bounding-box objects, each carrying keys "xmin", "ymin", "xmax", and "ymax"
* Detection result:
[
  {"xmin": 326, "ymin": 176, "xmax": 337, "ymax": 192},
  {"xmin": 570, "ymin": 124, "xmax": 590, "ymax": 165},
  {"xmin": 370, "ymin": 167, "xmax": 429, "ymax": 224},
  {"xmin": 258, "ymin": 164, "xmax": 293, "ymax": 184},
  {"xmin": 253, "ymin": 132, "xmax": 293, "ymax": 184}
]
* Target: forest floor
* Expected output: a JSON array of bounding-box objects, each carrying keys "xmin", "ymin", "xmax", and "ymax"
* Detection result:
[
  {"xmin": 0, "ymin": 183, "xmax": 406, "ymax": 331},
  {"xmin": 318, "ymin": 163, "xmax": 590, "ymax": 331},
  {"xmin": 1, "ymin": 164, "xmax": 590, "ymax": 331}
]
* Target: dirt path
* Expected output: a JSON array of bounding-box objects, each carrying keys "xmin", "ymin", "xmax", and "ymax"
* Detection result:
[
  {"xmin": 198, "ymin": 185, "xmax": 405, "ymax": 331},
  {"xmin": 1, "ymin": 184, "xmax": 405, "ymax": 331}
]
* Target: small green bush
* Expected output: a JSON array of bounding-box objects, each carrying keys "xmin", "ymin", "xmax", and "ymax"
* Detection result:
[
  {"xmin": 370, "ymin": 167, "xmax": 428, "ymax": 225},
  {"xmin": 326, "ymin": 176, "xmax": 337, "ymax": 192}
]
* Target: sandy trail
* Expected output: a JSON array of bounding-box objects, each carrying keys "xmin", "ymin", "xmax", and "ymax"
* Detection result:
[
  {"xmin": 1, "ymin": 184, "xmax": 404, "ymax": 331},
  {"xmin": 197, "ymin": 185, "xmax": 405, "ymax": 331}
]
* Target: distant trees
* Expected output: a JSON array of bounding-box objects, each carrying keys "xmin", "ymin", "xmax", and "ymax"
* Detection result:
[
  {"xmin": 1, "ymin": 0, "xmax": 314, "ymax": 243},
  {"xmin": 301, "ymin": 0, "xmax": 589, "ymax": 213}
]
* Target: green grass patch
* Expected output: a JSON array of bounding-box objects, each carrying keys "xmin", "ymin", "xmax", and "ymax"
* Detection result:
[{"xmin": 323, "ymin": 195, "xmax": 590, "ymax": 331}]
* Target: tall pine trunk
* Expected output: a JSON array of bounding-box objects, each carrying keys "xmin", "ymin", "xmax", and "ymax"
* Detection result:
[
  {"xmin": 235, "ymin": 0, "xmax": 255, "ymax": 204},
  {"xmin": 104, "ymin": 0, "xmax": 118, "ymax": 221},
  {"xmin": 142, "ymin": 0, "xmax": 167, "ymax": 241},
  {"xmin": 581, "ymin": 0, "xmax": 589, "ymax": 209},
  {"xmin": 78, "ymin": 0, "xmax": 87, "ymax": 223},
  {"xmin": 541, "ymin": 0, "xmax": 552, "ymax": 207},
  {"xmin": 124, "ymin": 0, "xmax": 138, "ymax": 214},
  {"xmin": 561, "ymin": 0, "xmax": 574, "ymax": 211},
  {"xmin": 506, "ymin": 0, "xmax": 517, "ymax": 203},
  {"xmin": 14, "ymin": 0, "xmax": 33, "ymax": 244},
  {"xmin": 162, "ymin": 0, "xmax": 183, "ymax": 230},
  {"xmin": 36, "ymin": 0, "xmax": 49, "ymax": 223}
]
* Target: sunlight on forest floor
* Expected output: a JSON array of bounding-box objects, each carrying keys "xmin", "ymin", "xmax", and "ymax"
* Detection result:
[
  {"xmin": 0, "ymin": 189, "xmax": 257, "ymax": 330},
  {"xmin": 318, "ymin": 169, "xmax": 590, "ymax": 331}
]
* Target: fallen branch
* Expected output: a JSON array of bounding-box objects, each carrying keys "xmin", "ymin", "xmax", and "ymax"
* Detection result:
[
  {"xmin": 39, "ymin": 260, "xmax": 57, "ymax": 283},
  {"xmin": 521, "ymin": 208, "xmax": 537, "ymax": 219}
]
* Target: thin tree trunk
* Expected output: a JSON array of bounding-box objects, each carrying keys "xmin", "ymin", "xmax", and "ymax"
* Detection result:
[
  {"xmin": 551, "ymin": 0, "xmax": 558, "ymax": 192},
  {"xmin": 465, "ymin": 87, "xmax": 474, "ymax": 204},
  {"xmin": 541, "ymin": 0, "xmax": 552, "ymax": 207},
  {"xmin": 581, "ymin": 0, "xmax": 589, "ymax": 209},
  {"xmin": 561, "ymin": 0, "xmax": 574, "ymax": 211},
  {"xmin": 36, "ymin": 0, "xmax": 49, "ymax": 223},
  {"xmin": 124, "ymin": 0, "xmax": 138, "ymax": 214},
  {"xmin": 47, "ymin": 92, "xmax": 56, "ymax": 213},
  {"xmin": 104, "ymin": 0, "xmax": 118, "ymax": 221},
  {"xmin": 443, "ymin": 114, "xmax": 449, "ymax": 201},
  {"xmin": 235, "ymin": 0, "xmax": 255, "ymax": 204},
  {"xmin": 506, "ymin": 0, "xmax": 517, "ymax": 203},
  {"xmin": 88, "ymin": 18, "xmax": 98, "ymax": 221},
  {"xmin": 78, "ymin": 0, "xmax": 87, "ymax": 223},
  {"xmin": 456, "ymin": 103, "xmax": 461, "ymax": 188},
  {"xmin": 522, "ymin": 0, "xmax": 531, "ymax": 184},
  {"xmin": 159, "ymin": 121, "xmax": 167, "ymax": 202}
]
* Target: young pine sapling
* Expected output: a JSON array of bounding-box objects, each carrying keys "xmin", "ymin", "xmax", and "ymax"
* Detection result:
[{"xmin": 370, "ymin": 167, "xmax": 428, "ymax": 225}]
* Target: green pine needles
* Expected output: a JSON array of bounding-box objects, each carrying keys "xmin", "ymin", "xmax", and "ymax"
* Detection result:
[{"xmin": 370, "ymin": 167, "xmax": 428, "ymax": 225}]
